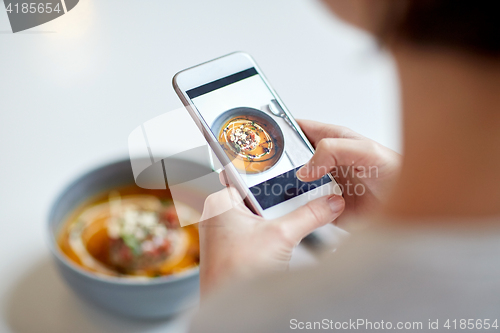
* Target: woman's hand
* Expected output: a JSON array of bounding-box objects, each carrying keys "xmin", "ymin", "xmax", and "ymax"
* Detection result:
[
  {"xmin": 199, "ymin": 186, "xmax": 344, "ymax": 296},
  {"xmin": 296, "ymin": 120, "xmax": 401, "ymax": 225},
  {"xmin": 198, "ymin": 120, "xmax": 399, "ymax": 296}
]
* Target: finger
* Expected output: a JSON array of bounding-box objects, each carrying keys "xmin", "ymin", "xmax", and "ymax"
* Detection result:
[
  {"xmin": 296, "ymin": 138, "xmax": 381, "ymax": 181},
  {"xmin": 201, "ymin": 186, "xmax": 250, "ymax": 222},
  {"xmin": 297, "ymin": 119, "xmax": 364, "ymax": 146},
  {"xmin": 218, "ymin": 170, "xmax": 230, "ymax": 187},
  {"xmin": 274, "ymin": 194, "xmax": 345, "ymax": 243}
]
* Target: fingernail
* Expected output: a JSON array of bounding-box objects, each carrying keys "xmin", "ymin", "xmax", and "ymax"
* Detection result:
[
  {"xmin": 297, "ymin": 163, "xmax": 310, "ymax": 180},
  {"xmin": 328, "ymin": 195, "xmax": 344, "ymax": 214}
]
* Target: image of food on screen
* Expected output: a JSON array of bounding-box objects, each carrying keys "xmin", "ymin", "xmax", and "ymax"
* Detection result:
[{"xmin": 213, "ymin": 107, "xmax": 285, "ymax": 174}]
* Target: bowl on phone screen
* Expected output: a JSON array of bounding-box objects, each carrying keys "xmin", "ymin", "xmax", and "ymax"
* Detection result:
[
  {"xmin": 47, "ymin": 158, "xmax": 212, "ymax": 319},
  {"xmin": 212, "ymin": 107, "xmax": 285, "ymax": 174}
]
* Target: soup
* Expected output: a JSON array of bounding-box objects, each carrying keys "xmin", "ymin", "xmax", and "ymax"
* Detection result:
[
  {"xmin": 58, "ymin": 186, "xmax": 200, "ymax": 278},
  {"xmin": 218, "ymin": 115, "xmax": 282, "ymax": 173}
]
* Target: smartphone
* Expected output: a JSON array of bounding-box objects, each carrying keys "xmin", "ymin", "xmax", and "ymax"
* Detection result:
[{"xmin": 173, "ymin": 52, "xmax": 341, "ymax": 219}]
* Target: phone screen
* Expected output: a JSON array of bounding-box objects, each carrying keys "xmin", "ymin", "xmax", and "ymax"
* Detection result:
[{"xmin": 187, "ymin": 67, "xmax": 332, "ymax": 210}]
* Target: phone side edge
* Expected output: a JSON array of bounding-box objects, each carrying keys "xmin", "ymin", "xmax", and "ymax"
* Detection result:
[{"xmin": 172, "ymin": 72, "xmax": 266, "ymax": 217}]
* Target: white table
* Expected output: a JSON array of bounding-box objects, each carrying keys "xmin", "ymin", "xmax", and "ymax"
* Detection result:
[{"xmin": 0, "ymin": 1, "xmax": 400, "ymax": 332}]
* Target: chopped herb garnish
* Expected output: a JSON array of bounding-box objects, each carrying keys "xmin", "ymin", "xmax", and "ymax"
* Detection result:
[{"xmin": 122, "ymin": 234, "xmax": 142, "ymax": 256}]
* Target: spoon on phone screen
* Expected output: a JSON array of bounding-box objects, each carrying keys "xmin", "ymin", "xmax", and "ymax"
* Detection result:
[{"xmin": 268, "ymin": 99, "xmax": 295, "ymax": 130}]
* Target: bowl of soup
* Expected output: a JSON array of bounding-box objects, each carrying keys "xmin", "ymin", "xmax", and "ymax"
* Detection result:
[{"xmin": 47, "ymin": 158, "xmax": 212, "ymax": 319}]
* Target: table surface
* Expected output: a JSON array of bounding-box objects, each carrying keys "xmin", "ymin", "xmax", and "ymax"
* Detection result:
[{"xmin": 0, "ymin": 1, "xmax": 400, "ymax": 332}]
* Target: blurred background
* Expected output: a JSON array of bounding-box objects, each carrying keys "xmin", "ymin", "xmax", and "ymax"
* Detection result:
[{"xmin": 0, "ymin": 0, "xmax": 400, "ymax": 332}]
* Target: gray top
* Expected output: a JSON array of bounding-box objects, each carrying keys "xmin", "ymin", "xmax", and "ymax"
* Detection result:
[{"xmin": 190, "ymin": 221, "xmax": 500, "ymax": 332}]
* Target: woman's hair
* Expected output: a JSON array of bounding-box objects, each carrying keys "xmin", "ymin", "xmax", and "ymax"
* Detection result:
[{"xmin": 388, "ymin": 0, "xmax": 499, "ymax": 55}]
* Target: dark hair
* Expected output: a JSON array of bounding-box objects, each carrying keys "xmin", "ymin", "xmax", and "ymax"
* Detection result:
[{"xmin": 390, "ymin": 0, "xmax": 499, "ymax": 55}]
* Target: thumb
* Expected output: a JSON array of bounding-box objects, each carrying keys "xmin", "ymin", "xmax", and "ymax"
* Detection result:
[
  {"xmin": 201, "ymin": 186, "xmax": 248, "ymax": 222},
  {"xmin": 273, "ymin": 194, "xmax": 345, "ymax": 244}
]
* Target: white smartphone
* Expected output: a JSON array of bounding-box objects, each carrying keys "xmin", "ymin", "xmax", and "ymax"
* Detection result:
[{"xmin": 173, "ymin": 52, "xmax": 341, "ymax": 219}]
